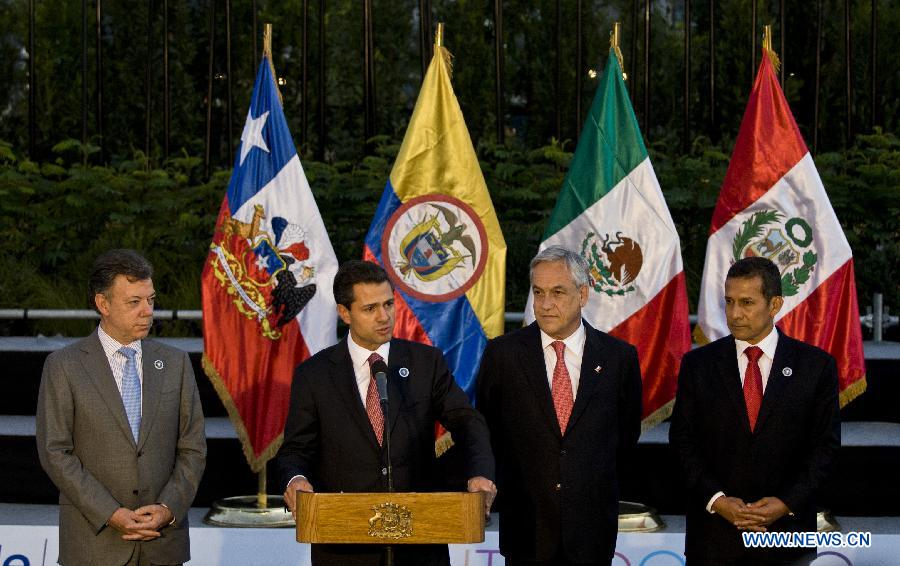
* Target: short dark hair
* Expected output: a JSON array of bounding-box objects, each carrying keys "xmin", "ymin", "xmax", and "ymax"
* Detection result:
[
  {"xmin": 726, "ymin": 257, "xmax": 783, "ymax": 300},
  {"xmin": 88, "ymin": 249, "xmax": 154, "ymax": 312},
  {"xmin": 333, "ymin": 260, "xmax": 392, "ymax": 308}
]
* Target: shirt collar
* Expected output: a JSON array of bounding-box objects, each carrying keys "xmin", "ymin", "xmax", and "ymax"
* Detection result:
[
  {"xmin": 97, "ymin": 324, "xmax": 142, "ymax": 359},
  {"xmin": 735, "ymin": 326, "xmax": 779, "ymax": 361},
  {"xmin": 346, "ymin": 332, "xmax": 391, "ymax": 373},
  {"xmin": 539, "ymin": 321, "xmax": 586, "ymax": 354}
]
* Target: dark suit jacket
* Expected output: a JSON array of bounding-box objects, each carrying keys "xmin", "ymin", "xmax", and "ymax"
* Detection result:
[
  {"xmin": 36, "ymin": 331, "xmax": 206, "ymax": 566},
  {"xmin": 669, "ymin": 329, "xmax": 840, "ymax": 563},
  {"xmin": 276, "ymin": 337, "xmax": 494, "ymax": 565},
  {"xmin": 476, "ymin": 321, "xmax": 642, "ymax": 563}
]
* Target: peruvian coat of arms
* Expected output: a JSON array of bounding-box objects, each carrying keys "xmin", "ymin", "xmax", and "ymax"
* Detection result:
[
  {"xmin": 209, "ymin": 203, "xmax": 318, "ymax": 339},
  {"xmin": 731, "ymin": 209, "xmax": 817, "ymax": 296}
]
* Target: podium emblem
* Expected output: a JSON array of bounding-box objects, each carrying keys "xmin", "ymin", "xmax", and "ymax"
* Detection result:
[{"xmin": 368, "ymin": 502, "xmax": 413, "ymax": 539}]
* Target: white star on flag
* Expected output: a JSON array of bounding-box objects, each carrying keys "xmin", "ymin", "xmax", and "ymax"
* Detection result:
[
  {"xmin": 239, "ymin": 110, "xmax": 270, "ymax": 165},
  {"xmin": 254, "ymin": 253, "xmax": 270, "ymax": 271}
]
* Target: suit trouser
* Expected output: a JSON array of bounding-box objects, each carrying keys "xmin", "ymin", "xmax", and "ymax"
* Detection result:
[{"xmin": 124, "ymin": 543, "xmax": 182, "ymax": 566}]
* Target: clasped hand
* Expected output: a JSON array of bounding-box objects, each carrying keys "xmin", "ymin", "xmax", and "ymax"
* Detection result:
[
  {"xmin": 108, "ymin": 505, "xmax": 174, "ymax": 541},
  {"xmin": 712, "ymin": 496, "xmax": 790, "ymax": 532}
]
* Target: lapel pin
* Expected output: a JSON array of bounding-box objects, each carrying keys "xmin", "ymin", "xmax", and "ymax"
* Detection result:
[
  {"xmin": 398, "ymin": 367, "xmax": 409, "ymax": 378},
  {"xmin": 154, "ymin": 360, "xmax": 164, "ymax": 370},
  {"xmin": 594, "ymin": 365, "xmax": 602, "ymax": 374},
  {"xmin": 782, "ymin": 367, "xmax": 792, "ymax": 377}
]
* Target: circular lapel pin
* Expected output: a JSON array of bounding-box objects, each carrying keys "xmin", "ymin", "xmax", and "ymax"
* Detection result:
[
  {"xmin": 154, "ymin": 359, "xmax": 165, "ymax": 370},
  {"xmin": 782, "ymin": 367, "xmax": 792, "ymax": 377},
  {"xmin": 398, "ymin": 367, "xmax": 409, "ymax": 378}
]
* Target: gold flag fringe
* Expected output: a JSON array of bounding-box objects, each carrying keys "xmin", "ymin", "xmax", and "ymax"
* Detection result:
[
  {"xmin": 434, "ymin": 429, "xmax": 455, "ymax": 458},
  {"xmin": 839, "ymin": 375, "xmax": 867, "ymax": 408},
  {"xmin": 641, "ymin": 399, "xmax": 674, "ymax": 433},
  {"xmin": 202, "ymin": 354, "xmax": 283, "ymax": 473}
]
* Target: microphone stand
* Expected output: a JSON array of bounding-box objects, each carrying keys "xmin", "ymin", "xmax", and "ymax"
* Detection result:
[{"xmin": 376, "ymin": 370, "xmax": 393, "ymax": 566}]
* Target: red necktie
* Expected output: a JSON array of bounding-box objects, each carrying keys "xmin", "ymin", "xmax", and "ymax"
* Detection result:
[
  {"xmin": 743, "ymin": 346, "xmax": 764, "ymax": 431},
  {"xmin": 365, "ymin": 352, "xmax": 385, "ymax": 446},
  {"xmin": 551, "ymin": 341, "xmax": 574, "ymax": 433}
]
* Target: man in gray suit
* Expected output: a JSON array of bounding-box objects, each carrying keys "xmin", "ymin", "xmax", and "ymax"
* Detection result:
[{"xmin": 36, "ymin": 249, "xmax": 206, "ymax": 566}]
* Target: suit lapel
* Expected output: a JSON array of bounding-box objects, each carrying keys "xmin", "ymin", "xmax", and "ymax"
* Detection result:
[
  {"xmin": 330, "ymin": 339, "xmax": 381, "ymax": 448},
  {"xmin": 386, "ymin": 339, "xmax": 409, "ymax": 436},
  {"xmin": 566, "ymin": 322, "xmax": 604, "ymax": 435},
  {"xmin": 79, "ymin": 332, "xmax": 136, "ymax": 446},
  {"xmin": 755, "ymin": 329, "xmax": 794, "ymax": 432},
  {"xmin": 137, "ymin": 340, "xmax": 164, "ymax": 450},
  {"xmin": 717, "ymin": 336, "xmax": 751, "ymax": 434},
  {"xmin": 519, "ymin": 323, "xmax": 562, "ymax": 439}
]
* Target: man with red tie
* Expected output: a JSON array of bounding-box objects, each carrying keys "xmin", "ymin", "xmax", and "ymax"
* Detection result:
[
  {"xmin": 670, "ymin": 257, "xmax": 840, "ymax": 565},
  {"xmin": 277, "ymin": 260, "xmax": 496, "ymax": 566},
  {"xmin": 476, "ymin": 246, "xmax": 642, "ymax": 565}
]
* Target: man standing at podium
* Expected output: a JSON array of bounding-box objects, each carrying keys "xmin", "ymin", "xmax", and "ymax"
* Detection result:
[
  {"xmin": 670, "ymin": 257, "xmax": 840, "ymax": 565},
  {"xmin": 278, "ymin": 260, "xmax": 496, "ymax": 566},
  {"xmin": 476, "ymin": 246, "xmax": 643, "ymax": 565}
]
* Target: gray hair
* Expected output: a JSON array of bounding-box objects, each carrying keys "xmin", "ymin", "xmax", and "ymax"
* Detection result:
[{"xmin": 529, "ymin": 245, "xmax": 591, "ymax": 288}]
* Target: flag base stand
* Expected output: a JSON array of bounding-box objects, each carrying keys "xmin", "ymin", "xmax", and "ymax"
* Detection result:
[
  {"xmin": 618, "ymin": 501, "xmax": 664, "ymax": 532},
  {"xmin": 817, "ymin": 510, "xmax": 840, "ymax": 532},
  {"xmin": 203, "ymin": 495, "xmax": 294, "ymax": 528}
]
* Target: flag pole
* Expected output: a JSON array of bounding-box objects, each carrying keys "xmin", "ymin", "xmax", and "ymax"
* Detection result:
[
  {"xmin": 609, "ymin": 24, "xmax": 666, "ymax": 534},
  {"xmin": 610, "ymin": 21, "xmax": 626, "ymax": 81},
  {"xmin": 762, "ymin": 24, "xmax": 781, "ymax": 73},
  {"xmin": 202, "ymin": 21, "xmax": 293, "ymax": 528}
]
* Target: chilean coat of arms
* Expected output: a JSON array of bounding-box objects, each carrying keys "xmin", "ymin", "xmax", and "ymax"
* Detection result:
[{"xmin": 209, "ymin": 203, "xmax": 318, "ymax": 339}]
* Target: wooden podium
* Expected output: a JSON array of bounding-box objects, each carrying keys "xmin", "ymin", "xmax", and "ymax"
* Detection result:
[{"xmin": 295, "ymin": 492, "xmax": 484, "ymax": 544}]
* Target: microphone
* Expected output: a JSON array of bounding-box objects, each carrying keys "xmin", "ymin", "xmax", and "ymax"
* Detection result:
[{"xmin": 372, "ymin": 359, "xmax": 389, "ymax": 403}]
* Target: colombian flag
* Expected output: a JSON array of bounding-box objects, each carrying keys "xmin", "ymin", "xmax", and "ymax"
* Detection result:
[{"xmin": 363, "ymin": 33, "xmax": 506, "ymax": 423}]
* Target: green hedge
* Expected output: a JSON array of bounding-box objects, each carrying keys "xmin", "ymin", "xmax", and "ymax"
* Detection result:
[{"xmin": 1, "ymin": 132, "xmax": 897, "ymax": 338}]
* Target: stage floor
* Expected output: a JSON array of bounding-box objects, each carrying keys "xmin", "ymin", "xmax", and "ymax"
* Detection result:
[{"xmin": 2, "ymin": 505, "xmax": 897, "ymax": 565}]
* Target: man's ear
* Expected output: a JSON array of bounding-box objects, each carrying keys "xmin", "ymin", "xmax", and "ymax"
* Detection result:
[
  {"xmin": 770, "ymin": 295, "xmax": 784, "ymax": 318},
  {"xmin": 95, "ymin": 293, "xmax": 110, "ymax": 317},
  {"xmin": 579, "ymin": 284, "xmax": 589, "ymax": 307},
  {"xmin": 336, "ymin": 303, "xmax": 352, "ymax": 326}
]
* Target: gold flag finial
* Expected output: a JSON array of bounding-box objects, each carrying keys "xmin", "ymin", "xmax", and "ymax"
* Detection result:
[
  {"xmin": 262, "ymin": 23, "xmax": 283, "ymax": 106},
  {"xmin": 610, "ymin": 22, "xmax": 627, "ymax": 81},
  {"xmin": 435, "ymin": 22, "xmax": 444, "ymax": 48},
  {"xmin": 762, "ymin": 25, "xmax": 781, "ymax": 73}
]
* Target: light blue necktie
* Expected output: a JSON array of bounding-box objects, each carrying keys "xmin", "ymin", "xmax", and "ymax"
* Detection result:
[{"xmin": 119, "ymin": 347, "xmax": 142, "ymax": 442}]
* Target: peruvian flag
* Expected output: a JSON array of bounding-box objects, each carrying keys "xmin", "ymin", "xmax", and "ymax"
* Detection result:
[
  {"xmin": 695, "ymin": 50, "xmax": 866, "ymax": 404},
  {"xmin": 525, "ymin": 48, "xmax": 692, "ymax": 428},
  {"xmin": 201, "ymin": 54, "xmax": 338, "ymax": 471}
]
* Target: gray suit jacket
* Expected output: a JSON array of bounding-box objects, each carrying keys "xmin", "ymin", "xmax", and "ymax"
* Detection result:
[{"xmin": 36, "ymin": 330, "xmax": 206, "ymax": 566}]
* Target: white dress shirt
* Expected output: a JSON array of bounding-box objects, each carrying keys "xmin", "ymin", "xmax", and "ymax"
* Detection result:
[
  {"xmin": 97, "ymin": 324, "xmax": 143, "ymax": 413},
  {"xmin": 539, "ymin": 322, "xmax": 586, "ymax": 400},
  {"xmin": 346, "ymin": 333, "xmax": 391, "ymax": 408},
  {"xmin": 707, "ymin": 326, "xmax": 780, "ymax": 513}
]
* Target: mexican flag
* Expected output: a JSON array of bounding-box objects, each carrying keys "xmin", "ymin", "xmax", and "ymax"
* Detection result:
[
  {"xmin": 695, "ymin": 49, "xmax": 866, "ymax": 405},
  {"xmin": 525, "ymin": 48, "xmax": 691, "ymax": 428}
]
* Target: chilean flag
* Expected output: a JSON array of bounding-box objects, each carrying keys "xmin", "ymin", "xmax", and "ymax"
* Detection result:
[{"xmin": 201, "ymin": 55, "xmax": 338, "ymax": 471}]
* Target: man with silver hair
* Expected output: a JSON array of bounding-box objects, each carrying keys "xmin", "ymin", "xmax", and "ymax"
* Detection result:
[{"xmin": 476, "ymin": 245, "xmax": 642, "ymax": 565}]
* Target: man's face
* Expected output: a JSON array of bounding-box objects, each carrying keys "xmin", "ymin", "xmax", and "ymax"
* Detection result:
[
  {"xmin": 95, "ymin": 275, "xmax": 155, "ymax": 345},
  {"xmin": 724, "ymin": 275, "xmax": 783, "ymax": 344},
  {"xmin": 531, "ymin": 260, "xmax": 588, "ymax": 340},
  {"xmin": 337, "ymin": 281, "xmax": 395, "ymax": 351}
]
